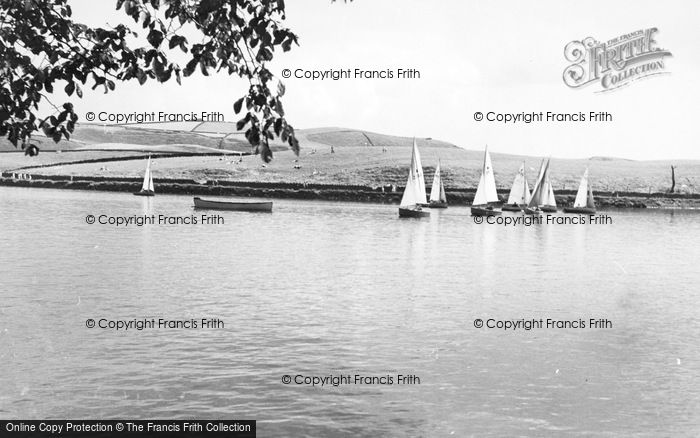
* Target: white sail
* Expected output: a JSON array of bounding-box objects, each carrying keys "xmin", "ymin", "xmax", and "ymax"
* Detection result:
[
  {"xmin": 545, "ymin": 176, "xmax": 557, "ymax": 207},
  {"xmin": 141, "ymin": 157, "xmax": 152, "ymax": 191},
  {"xmin": 506, "ymin": 162, "xmax": 530, "ymax": 205},
  {"xmin": 399, "ymin": 172, "xmax": 417, "ymax": 207},
  {"xmin": 587, "ymin": 185, "xmax": 596, "ymax": 209},
  {"xmin": 524, "ymin": 177, "xmax": 531, "ymax": 204},
  {"xmin": 400, "ymin": 141, "xmax": 426, "ymax": 207},
  {"xmin": 528, "ymin": 159, "xmax": 548, "ymax": 207},
  {"xmin": 472, "ymin": 146, "xmax": 499, "ymax": 206},
  {"xmin": 429, "ymin": 160, "xmax": 446, "ymax": 203},
  {"xmin": 412, "ymin": 139, "xmax": 427, "ymax": 205},
  {"xmin": 573, "ymin": 168, "xmax": 589, "ymax": 208}
]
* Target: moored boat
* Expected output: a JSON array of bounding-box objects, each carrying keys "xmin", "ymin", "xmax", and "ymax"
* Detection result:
[
  {"xmin": 501, "ymin": 204, "xmax": 523, "ymax": 212},
  {"xmin": 399, "ymin": 206, "xmax": 430, "ymax": 218},
  {"xmin": 502, "ymin": 161, "xmax": 530, "ymax": 212},
  {"xmin": 193, "ymin": 197, "xmax": 273, "ymax": 212},
  {"xmin": 133, "ymin": 156, "xmax": 155, "ymax": 196},
  {"xmin": 471, "ymin": 146, "xmax": 501, "ymax": 216},
  {"xmin": 398, "ymin": 138, "xmax": 430, "ymax": 218},
  {"xmin": 428, "ymin": 159, "xmax": 448, "ymax": 208},
  {"xmin": 563, "ymin": 168, "xmax": 596, "ymax": 214},
  {"xmin": 471, "ymin": 206, "xmax": 502, "ymax": 216}
]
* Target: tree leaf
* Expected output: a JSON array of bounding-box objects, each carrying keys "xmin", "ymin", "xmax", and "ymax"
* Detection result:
[
  {"xmin": 147, "ymin": 29, "xmax": 164, "ymax": 47},
  {"xmin": 233, "ymin": 97, "xmax": 244, "ymax": 114}
]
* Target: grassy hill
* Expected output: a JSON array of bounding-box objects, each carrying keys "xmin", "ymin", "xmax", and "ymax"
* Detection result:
[
  {"xmin": 0, "ymin": 124, "xmax": 268, "ymax": 153},
  {"xmin": 2, "ymin": 124, "xmax": 698, "ymax": 195}
]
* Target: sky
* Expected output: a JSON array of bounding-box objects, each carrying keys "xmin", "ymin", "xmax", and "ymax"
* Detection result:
[{"xmin": 57, "ymin": 0, "xmax": 700, "ymax": 160}]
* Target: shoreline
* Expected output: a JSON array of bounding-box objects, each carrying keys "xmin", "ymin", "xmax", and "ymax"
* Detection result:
[{"xmin": 2, "ymin": 172, "xmax": 699, "ymax": 209}]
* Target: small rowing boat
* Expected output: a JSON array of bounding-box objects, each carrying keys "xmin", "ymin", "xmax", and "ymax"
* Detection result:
[{"xmin": 193, "ymin": 197, "xmax": 273, "ymax": 212}]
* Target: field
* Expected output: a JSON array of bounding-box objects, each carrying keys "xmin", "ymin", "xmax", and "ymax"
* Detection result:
[{"xmin": 2, "ymin": 124, "xmax": 699, "ymax": 195}]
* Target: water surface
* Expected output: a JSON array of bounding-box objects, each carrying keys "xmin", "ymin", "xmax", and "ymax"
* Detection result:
[{"xmin": 1, "ymin": 187, "xmax": 699, "ymax": 436}]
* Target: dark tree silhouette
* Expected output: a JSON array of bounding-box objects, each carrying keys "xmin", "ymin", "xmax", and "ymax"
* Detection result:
[{"xmin": 0, "ymin": 0, "xmax": 312, "ymax": 161}]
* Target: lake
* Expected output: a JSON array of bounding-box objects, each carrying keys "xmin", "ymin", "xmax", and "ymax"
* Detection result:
[{"xmin": 1, "ymin": 186, "xmax": 699, "ymax": 437}]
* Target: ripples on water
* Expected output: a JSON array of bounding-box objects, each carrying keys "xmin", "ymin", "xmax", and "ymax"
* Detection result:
[{"xmin": 0, "ymin": 187, "xmax": 699, "ymax": 436}]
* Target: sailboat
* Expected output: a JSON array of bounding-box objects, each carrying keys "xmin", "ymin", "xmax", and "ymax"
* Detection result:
[
  {"xmin": 524, "ymin": 158, "xmax": 557, "ymax": 214},
  {"xmin": 502, "ymin": 162, "xmax": 530, "ymax": 211},
  {"xmin": 398, "ymin": 139, "xmax": 430, "ymax": 218},
  {"xmin": 428, "ymin": 159, "xmax": 448, "ymax": 208},
  {"xmin": 133, "ymin": 156, "xmax": 155, "ymax": 196},
  {"xmin": 563, "ymin": 168, "xmax": 596, "ymax": 214},
  {"xmin": 542, "ymin": 168, "xmax": 558, "ymax": 213},
  {"xmin": 470, "ymin": 146, "xmax": 501, "ymax": 216}
]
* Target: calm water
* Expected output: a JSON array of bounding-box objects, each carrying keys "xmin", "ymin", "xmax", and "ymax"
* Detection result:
[{"xmin": 1, "ymin": 186, "xmax": 699, "ymax": 437}]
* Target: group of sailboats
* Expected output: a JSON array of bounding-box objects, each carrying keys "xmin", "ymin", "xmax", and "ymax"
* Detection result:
[
  {"xmin": 398, "ymin": 142, "xmax": 597, "ymax": 217},
  {"xmin": 398, "ymin": 139, "xmax": 448, "ymax": 218},
  {"xmin": 524, "ymin": 158, "xmax": 558, "ymax": 215},
  {"xmin": 135, "ymin": 142, "xmax": 596, "ymax": 217}
]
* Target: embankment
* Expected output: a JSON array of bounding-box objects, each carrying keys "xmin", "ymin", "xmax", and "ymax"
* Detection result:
[{"xmin": 2, "ymin": 172, "xmax": 699, "ymax": 208}]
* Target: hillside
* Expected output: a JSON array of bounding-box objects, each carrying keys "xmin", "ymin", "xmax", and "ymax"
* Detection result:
[
  {"xmin": 0, "ymin": 124, "xmax": 273, "ymax": 153},
  {"xmin": 1, "ymin": 124, "xmax": 698, "ymax": 195}
]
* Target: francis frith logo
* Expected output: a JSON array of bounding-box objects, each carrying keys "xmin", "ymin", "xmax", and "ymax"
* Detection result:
[{"xmin": 563, "ymin": 28, "xmax": 672, "ymax": 92}]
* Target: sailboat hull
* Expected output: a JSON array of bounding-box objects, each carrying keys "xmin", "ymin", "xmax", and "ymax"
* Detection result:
[
  {"xmin": 399, "ymin": 207, "xmax": 430, "ymax": 218},
  {"xmin": 501, "ymin": 204, "xmax": 523, "ymax": 212},
  {"xmin": 563, "ymin": 207, "xmax": 596, "ymax": 214},
  {"xmin": 428, "ymin": 201, "xmax": 448, "ymax": 209},
  {"xmin": 471, "ymin": 206, "xmax": 501, "ymax": 216},
  {"xmin": 524, "ymin": 207, "xmax": 541, "ymax": 215},
  {"xmin": 133, "ymin": 190, "xmax": 155, "ymax": 197},
  {"xmin": 540, "ymin": 205, "xmax": 558, "ymax": 213}
]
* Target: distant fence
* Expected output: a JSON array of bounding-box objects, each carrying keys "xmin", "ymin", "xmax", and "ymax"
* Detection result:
[{"xmin": 5, "ymin": 151, "xmax": 244, "ymax": 172}]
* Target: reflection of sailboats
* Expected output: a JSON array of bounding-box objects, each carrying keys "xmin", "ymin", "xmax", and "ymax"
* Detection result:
[
  {"xmin": 428, "ymin": 159, "xmax": 448, "ymax": 208},
  {"xmin": 502, "ymin": 162, "xmax": 530, "ymax": 211},
  {"xmin": 564, "ymin": 168, "xmax": 596, "ymax": 214},
  {"xmin": 398, "ymin": 139, "xmax": 429, "ymax": 218},
  {"xmin": 133, "ymin": 156, "xmax": 155, "ymax": 196},
  {"xmin": 524, "ymin": 158, "xmax": 556, "ymax": 214},
  {"xmin": 471, "ymin": 146, "xmax": 501, "ymax": 216}
]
